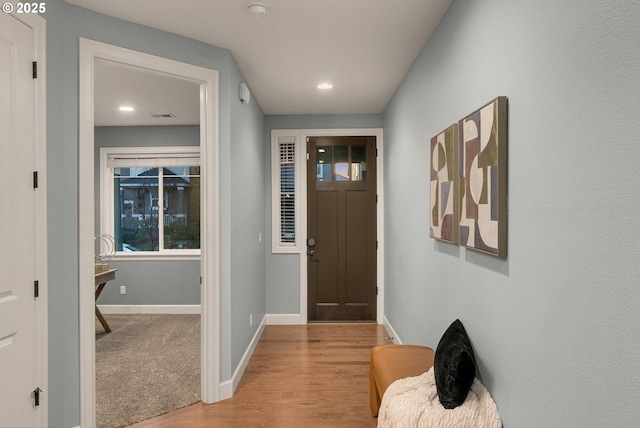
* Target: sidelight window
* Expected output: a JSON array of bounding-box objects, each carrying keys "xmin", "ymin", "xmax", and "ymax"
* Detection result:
[
  {"xmin": 271, "ymin": 131, "xmax": 303, "ymax": 253},
  {"xmin": 279, "ymin": 142, "xmax": 296, "ymax": 244}
]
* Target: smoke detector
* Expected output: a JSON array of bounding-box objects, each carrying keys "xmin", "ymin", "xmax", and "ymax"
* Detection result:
[{"xmin": 248, "ymin": 3, "xmax": 267, "ymax": 17}]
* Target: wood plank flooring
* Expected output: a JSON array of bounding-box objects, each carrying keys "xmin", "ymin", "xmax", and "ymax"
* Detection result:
[{"xmin": 129, "ymin": 323, "xmax": 392, "ymax": 428}]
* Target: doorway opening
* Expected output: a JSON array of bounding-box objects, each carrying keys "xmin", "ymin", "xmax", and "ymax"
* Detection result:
[
  {"xmin": 94, "ymin": 61, "xmax": 201, "ymax": 426},
  {"xmin": 78, "ymin": 39, "xmax": 221, "ymax": 428}
]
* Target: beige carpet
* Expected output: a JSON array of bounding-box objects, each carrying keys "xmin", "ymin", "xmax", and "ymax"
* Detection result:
[{"xmin": 96, "ymin": 314, "xmax": 201, "ymax": 428}]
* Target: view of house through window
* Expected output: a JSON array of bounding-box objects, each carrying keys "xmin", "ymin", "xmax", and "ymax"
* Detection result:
[
  {"xmin": 115, "ymin": 165, "xmax": 200, "ymax": 252},
  {"xmin": 102, "ymin": 147, "xmax": 201, "ymax": 256}
]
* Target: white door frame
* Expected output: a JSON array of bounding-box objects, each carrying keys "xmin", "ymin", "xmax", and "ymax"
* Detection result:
[
  {"xmin": 78, "ymin": 39, "xmax": 221, "ymax": 427},
  {"xmin": 3, "ymin": 11, "xmax": 48, "ymax": 427},
  {"xmin": 298, "ymin": 128, "xmax": 384, "ymax": 324}
]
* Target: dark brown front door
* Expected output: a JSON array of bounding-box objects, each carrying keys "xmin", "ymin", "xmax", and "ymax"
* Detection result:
[{"xmin": 307, "ymin": 136, "xmax": 377, "ymax": 321}]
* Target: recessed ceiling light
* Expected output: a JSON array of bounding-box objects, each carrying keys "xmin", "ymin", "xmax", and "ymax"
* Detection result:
[
  {"xmin": 317, "ymin": 83, "xmax": 334, "ymax": 90},
  {"xmin": 119, "ymin": 106, "xmax": 135, "ymax": 112}
]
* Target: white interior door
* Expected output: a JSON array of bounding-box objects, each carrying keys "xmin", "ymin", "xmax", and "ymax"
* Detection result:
[{"xmin": 0, "ymin": 13, "xmax": 43, "ymax": 428}]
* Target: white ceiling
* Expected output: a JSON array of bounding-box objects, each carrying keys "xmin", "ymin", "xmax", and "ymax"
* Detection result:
[
  {"xmin": 74, "ymin": 0, "xmax": 452, "ymax": 124},
  {"xmin": 95, "ymin": 61, "xmax": 201, "ymax": 126}
]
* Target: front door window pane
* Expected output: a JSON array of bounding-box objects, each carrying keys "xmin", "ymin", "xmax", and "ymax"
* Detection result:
[
  {"xmin": 334, "ymin": 146, "xmax": 349, "ymax": 181},
  {"xmin": 351, "ymin": 146, "xmax": 367, "ymax": 181},
  {"xmin": 314, "ymin": 144, "xmax": 368, "ymax": 182},
  {"xmin": 317, "ymin": 146, "xmax": 332, "ymax": 181}
]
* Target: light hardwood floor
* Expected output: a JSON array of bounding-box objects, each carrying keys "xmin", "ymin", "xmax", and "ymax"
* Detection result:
[{"xmin": 130, "ymin": 323, "xmax": 393, "ymax": 428}]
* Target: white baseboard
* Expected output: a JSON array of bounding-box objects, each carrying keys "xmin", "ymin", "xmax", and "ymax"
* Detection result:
[
  {"xmin": 383, "ymin": 315, "xmax": 403, "ymax": 344},
  {"xmin": 219, "ymin": 379, "xmax": 233, "ymax": 401},
  {"xmin": 219, "ymin": 315, "xmax": 266, "ymax": 400},
  {"xmin": 265, "ymin": 313, "xmax": 305, "ymax": 325},
  {"xmin": 97, "ymin": 304, "xmax": 201, "ymax": 314}
]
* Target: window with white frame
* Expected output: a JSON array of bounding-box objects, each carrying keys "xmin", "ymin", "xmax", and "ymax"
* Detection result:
[
  {"xmin": 271, "ymin": 131, "xmax": 303, "ymax": 253},
  {"xmin": 101, "ymin": 146, "xmax": 201, "ymax": 257}
]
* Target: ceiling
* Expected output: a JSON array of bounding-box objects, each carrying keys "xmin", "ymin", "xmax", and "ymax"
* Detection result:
[
  {"xmin": 73, "ymin": 0, "xmax": 452, "ymax": 124},
  {"xmin": 95, "ymin": 61, "xmax": 201, "ymax": 126}
]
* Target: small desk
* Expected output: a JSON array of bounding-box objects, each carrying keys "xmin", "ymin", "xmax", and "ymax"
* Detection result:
[{"xmin": 95, "ymin": 269, "xmax": 117, "ymax": 333}]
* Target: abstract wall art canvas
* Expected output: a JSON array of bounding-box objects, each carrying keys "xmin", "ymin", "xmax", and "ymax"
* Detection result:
[
  {"xmin": 430, "ymin": 124, "xmax": 459, "ymax": 244},
  {"xmin": 458, "ymin": 96, "xmax": 508, "ymax": 258}
]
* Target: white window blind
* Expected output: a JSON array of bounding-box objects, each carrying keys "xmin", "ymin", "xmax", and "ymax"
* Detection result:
[
  {"xmin": 279, "ymin": 140, "xmax": 296, "ymax": 244},
  {"xmin": 271, "ymin": 132, "xmax": 301, "ymax": 253},
  {"xmin": 107, "ymin": 152, "xmax": 200, "ymax": 168}
]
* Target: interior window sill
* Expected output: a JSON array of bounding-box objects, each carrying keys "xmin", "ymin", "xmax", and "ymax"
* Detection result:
[{"xmin": 113, "ymin": 252, "xmax": 201, "ymax": 262}]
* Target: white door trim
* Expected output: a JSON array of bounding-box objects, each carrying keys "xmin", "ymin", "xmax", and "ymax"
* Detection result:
[
  {"xmin": 78, "ymin": 39, "xmax": 221, "ymax": 427},
  {"xmin": 4, "ymin": 11, "xmax": 48, "ymax": 427},
  {"xmin": 298, "ymin": 128, "xmax": 384, "ymax": 324}
]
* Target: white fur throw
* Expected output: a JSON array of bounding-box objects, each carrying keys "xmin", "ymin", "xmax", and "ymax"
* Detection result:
[{"xmin": 378, "ymin": 368, "xmax": 502, "ymax": 428}]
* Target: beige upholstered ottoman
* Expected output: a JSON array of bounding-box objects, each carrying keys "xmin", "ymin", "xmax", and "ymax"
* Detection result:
[{"xmin": 370, "ymin": 344, "xmax": 435, "ymax": 417}]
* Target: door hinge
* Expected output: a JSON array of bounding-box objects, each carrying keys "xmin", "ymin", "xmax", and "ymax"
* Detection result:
[
  {"xmin": 33, "ymin": 171, "xmax": 38, "ymax": 189},
  {"xmin": 376, "ymin": 240, "xmax": 379, "ymax": 250},
  {"xmin": 376, "ymin": 286, "xmax": 379, "ymax": 295},
  {"xmin": 33, "ymin": 387, "xmax": 44, "ymax": 406},
  {"xmin": 34, "ymin": 280, "xmax": 39, "ymax": 298},
  {"xmin": 32, "ymin": 61, "xmax": 37, "ymax": 79}
]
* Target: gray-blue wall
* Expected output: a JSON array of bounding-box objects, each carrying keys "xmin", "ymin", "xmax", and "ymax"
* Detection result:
[
  {"xmin": 383, "ymin": 0, "xmax": 640, "ymax": 426},
  {"xmin": 45, "ymin": 1, "xmax": 265, "ymax": 425},
  {"xmin": 94, "ymin": 126, "xmax": 201, "ymax": 305},
  {"xmin": 228, "ymin": 57, "xmax": 267, "ymax": 376}
]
